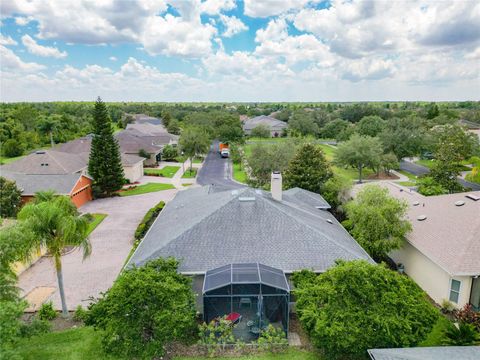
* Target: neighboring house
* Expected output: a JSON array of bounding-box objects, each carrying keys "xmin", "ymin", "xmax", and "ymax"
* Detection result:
[
  {"xmin": 355, "ymin": 182, "xmax": 480, "ymax": 310},
  {"xmin": 57, "ymin": 135, "xmax": 145, "ymax": 182},
  {"xmin": 115, "ymin": 131, "xmax": 162, "ymax": 166},
  {"xmin": 1, "ymin": 170, "xmax": 93, "ymax": 208},
  {"xmin": 243, "ymin": 115, "xmax": 288, "ymax": 137},
  {"xmin": 130, "ymin": 114, "xmax": 163, "ymax": 126},
  {"xmin": 127, "ymin": 172, "xmax": 373, "ymax": 323},
  {"xmin": 124, "ymin": 127, "xmax": 179, "ymax": 147},
  {"xmin": 368, "ymin": 346, "xmax": 480, "ymax": 360}
]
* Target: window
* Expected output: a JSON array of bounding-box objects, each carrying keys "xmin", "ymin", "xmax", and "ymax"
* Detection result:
[{"xmin": 449, "ymin": 279, "xmax": 461, "ymax": 303}]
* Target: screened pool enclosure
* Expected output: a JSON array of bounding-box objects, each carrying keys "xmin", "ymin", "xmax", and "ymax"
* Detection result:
[{"xmin": 203, "ymin": 263, "xmax": 290, "ymax": 341}]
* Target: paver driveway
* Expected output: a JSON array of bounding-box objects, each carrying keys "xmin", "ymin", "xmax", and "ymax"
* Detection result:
[{"xmin": 18, "ymin": 188, "xmax": 177, "ymax": 311}]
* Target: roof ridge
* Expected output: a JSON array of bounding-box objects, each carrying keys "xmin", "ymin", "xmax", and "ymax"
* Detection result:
[
  {"xmin": 47, "ymin": 150, "xmax": 71, "ymax": 173},
  {"xmin": 265, "ymin": 197, "xmax": 372, "ymax": 260}
]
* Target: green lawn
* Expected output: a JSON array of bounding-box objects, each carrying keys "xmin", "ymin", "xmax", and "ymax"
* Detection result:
[
  {"xmin": 182, "ymin": 169, "xmax": 197, "ymax": 178},
  {"xmin": 182, "ymin": 183, "xmax": 193, "ymax": 187},
  {"xmin": 15, "ymin": 327, "xmax": 119, "ymax": 360},
  {"xmin": 416, "ymin": 159, "xmax": 471, "ymax": 171},
  {"xmin": 318, "ymin": 144, "xmax": 336, "ymax": 161},
  {"xmin": 86, "ymin": 213, "xmax": 107, "ymax": 235},
  {"xmin": 144, "ymin": 166, "xmax": 180, "ymax": 178},
  {"xmin": 397, "ymin": 170, "xmax": 418, "ymax": 181},
  {"xmin": 175, "ymin": 349, "xmax": 322, "ymax": 360},
  {"xmin": 119, "ymin": 183, "xmax": 175, "ymax": 196},
  {"xmin": 398, "ymin": 181, "xmax": 417, "ymax": 187},
  {"xmin": 233, "ymin": 162, "xmax": 248, "ymax": 183},
  {"xmin": 0, "ymin": 154, "xmax": 25, "ymax": 165},
  {"xmin": 419, "ymin": 315, "xmax": 451, "ymax": 347}
]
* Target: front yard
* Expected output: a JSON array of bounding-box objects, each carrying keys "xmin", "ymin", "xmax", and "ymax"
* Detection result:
[
  {"xmin": 119, "ymin": 183, "xmax": 175, "ymax": 196},
  {"xmin": 182, "ymin": 169, "xmax": 197, "ymax": 178},
  {"xmin": 86, "ymin": 213, "xmax": 107, "ymax": 235},
  {"xmin": 144, "ymin": 165, "xmax": 180, "ymax": 178}
]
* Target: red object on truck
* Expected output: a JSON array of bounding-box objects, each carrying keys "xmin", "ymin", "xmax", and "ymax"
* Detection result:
[{"xmin": 219, "ymin": 142, "xmax": 229, "ymax": 152}]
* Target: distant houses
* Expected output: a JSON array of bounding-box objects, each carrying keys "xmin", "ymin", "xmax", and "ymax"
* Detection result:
[
  {"xmin": 0, "ymin": 115, "xmax": 177, "ymax": 206},
  {"xmin": 356, "ymin": 182, "xmax": 480, "ymax": 310},
  {"xmin": 243, "ymin": 115, "xmax": 287, "ymax": 137}
]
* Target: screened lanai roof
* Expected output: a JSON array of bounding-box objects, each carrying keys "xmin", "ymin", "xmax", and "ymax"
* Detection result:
[{"xmin": 203, "ymin": 263, "xmax": 290, "ymax": 294}]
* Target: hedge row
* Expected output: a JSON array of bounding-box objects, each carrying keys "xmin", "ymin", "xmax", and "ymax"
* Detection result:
[{"xmin": 134, "ymin": 201, "xmax": 165, "ymax": 240}]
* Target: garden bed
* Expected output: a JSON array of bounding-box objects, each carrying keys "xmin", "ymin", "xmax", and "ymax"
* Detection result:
[{"xmin": 144, "ymin": 166, "xmax": 180, "ymax": 178}]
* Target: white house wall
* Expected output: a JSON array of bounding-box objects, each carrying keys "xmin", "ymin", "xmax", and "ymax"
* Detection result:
[
  {"xmin": 390, "ymin": 241, "xmax": 472, "ymax": 308},
  {"xmin": 123, "ymin": 162, "xmax": 143, "ymax": 183}
]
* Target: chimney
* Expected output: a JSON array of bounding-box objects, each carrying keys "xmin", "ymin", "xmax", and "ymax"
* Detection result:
[{"xmin": 271, "ymin": 171, "xmax": 282, "ymax": 201}]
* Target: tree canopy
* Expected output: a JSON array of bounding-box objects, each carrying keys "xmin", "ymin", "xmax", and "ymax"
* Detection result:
[
  {"xmin": 0, "ymin": 177, "xmax": 22, "ymax": 218},
  {"xmin": 86, "ymin": 258, "xmax": 196, "ymax": 359},
  {"xmin": 284, "ymin": 143, "xmax": 333, "ymax": 194},
  {"xmin": 334, "ymin": 134, "xmax": 383, "ymax": 182},
  {"xmin": 344, "ymin": 184, "xmax": 411, "ymax": 260},
  {"xmin": 293, "ymin": 260, "xmax": 438, "ymax": 359},
  {"xmin": 179, "ymin": 126, "xmax": 210, "ymax": 171}
]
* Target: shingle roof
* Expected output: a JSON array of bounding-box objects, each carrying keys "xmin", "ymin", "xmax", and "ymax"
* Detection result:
[
  {"xmin": 127, "ymin": 186, "xmax": 373, "ymax": 273},
  {"xmin": 368, "ymin": 346, "xmax": 480, "ymax": 360},
  {"xmin": 243, "ymin": 115, "xmax": 288, "ymax": 131},
  {"xmin": 120, "ymin": 153, "xmax": 145, "ymax": 166},
  {"xmin": 354, "ymin": 182, "xmax": 480, "ymax": 276},
  {"xmin": 131, "ymin": 114, "xmax": 163, "ymax": 125},
  {"xmin": 115, "ymin": 131, "xmax": 162, "ymax": 153},
  {"xmin": 1, "ymin": 170, "xmax": 83, "ymax": 195},
  {"xmin": 1, "ymin": 150, "xmax": 87, "ymax": 175}
]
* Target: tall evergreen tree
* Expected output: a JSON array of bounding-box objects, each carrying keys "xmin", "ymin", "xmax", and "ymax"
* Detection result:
[
  {"xmin": 88, "ymin": 97, "xmax": 124, "ymax": 196},
  {"xmin": 284, "ymin": 143, "xmax": 333, "ymax": 194}
]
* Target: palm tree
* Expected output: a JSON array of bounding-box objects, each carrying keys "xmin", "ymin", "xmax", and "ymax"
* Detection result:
[{"xmin": 18, "ymin": 192, "xmax": 91, "ymax": 316}]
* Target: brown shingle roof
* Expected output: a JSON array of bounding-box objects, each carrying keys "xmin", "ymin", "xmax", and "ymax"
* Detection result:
[{"xmin": 354, "ymin": 182, "xmax": 480, "ymax": 276}]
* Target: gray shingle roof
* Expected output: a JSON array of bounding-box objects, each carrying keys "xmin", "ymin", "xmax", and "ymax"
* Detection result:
[
  {"xmin": 1, "ymin": 150, "xmax": 87, "ymax": 175},
  {"xmin": 368, "ymin": 346, "xmax": 480, "ymax": 360},
  {"xmin": 115, "ymin": 131, "xmax": 162, "ymax": 153},
  {"xmin": 243, "ymin": 115, "xmax": 288, "ymax": 131},
  {"xmin": 1, "ymin": 170, "xmax": 83, "ymax": 195},
  {"xmin": 127, "ymin": 186, "xmax": 373, "ymax": 273}
]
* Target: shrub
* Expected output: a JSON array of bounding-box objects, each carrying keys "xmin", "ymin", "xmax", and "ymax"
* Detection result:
[
  {"xmin": 2, "ymin": 139, "xmax": 24, "ymax": 157},
  {"xmin": 440, "ymin": 299, "xmax": 456, "ymax": 314},
  {"xmin": 38, "ymin": 301, "xmax": 57, "ymax": 321},
  {"xmin": 294, "ymin": 260, "xmax": 438, "ymax": 359},
  {"xmin": 454, "ymin": 304, "xmax": 480, "ymax": 332},
  {"xmin": 134, "ymin": 201, "xmax": 165, "ymax": 240},
  {"xmin": 19, "ymin": 317, "xmax": 51, "ymax": 338},
  {"xmin": 198, "ymin": 316, "xmax": 235, "ymax": 356},
  {"xmin": 443, "ymin": 322, "xmax": 480, "ymax": 345},
  {"xmin": 417, "ymin": 176, "xmax": 448, "ymax": 196},
  {"xmin": 73, "ymin": 305, "xmax": 88, "ymax": 322},
  {"xmin": 0, "ymin": 177, "xmax": 23, "ymax": 218},
  {"xmin": 250, "ymin": 125, "xmax": 271, "ymax": 138},
  {"xmin": 258, "ymin": 325, "xmax": 288, "ymax": 353},
  {"xmin": 162, "ymin": 144, "xmax": 178, "ymax": 161},
  {"xmin": 86, "ymin": 258, "xmax": 196, "ymax": 359}
]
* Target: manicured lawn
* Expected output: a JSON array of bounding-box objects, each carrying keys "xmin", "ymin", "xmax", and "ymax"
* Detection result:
[
  {"xmin": 332, "ymin": 165, "xmax": 375, "ymax": 182},
  {"xmin": 419, "ymin": 315, "xmax": 451, "ymax": 347},
  {"xmin": 233, "ymin": 162, "xmax": 248, "ymax": 183},
  {"xmin": 144, "ymin": 166, "xmax": 180, "ymax": 178},
  {"xmin": 175, "ymin": 349, "xmax": 322, "ymax": 360},
  {"xmin": 397, "ymin": 170, "xmax": 418, "ymax": 181},
  {"xmin": 182, "ymin": 183, "xmax": 193, "ymax": 187},
  {"xmin": 86, "ymin": 213, "xmax": 107, "ymax": 235},
  {"xmin": 415, "ymin": 159, "xmax": 470, "ymax": 171},
  {"xmin": 15, "ymin": 327, "xmax": 119, "ymax": 360},
  {"xmin": 0, "ymin": 154, "xmax": 25, "ymax": 165},
  {"xmin": 318, "ymin": 144, "xmax": 336, "ymax": 161},
  {"xmin": 398, "ymin": 181, "xmax": 417, "ymax": 187},
  {"xmin": 182, "ymin": 169, "xmax": 197, "ymax": 178},
  {"xmin": 119, "ymin": 183, "xmax": 175, "ymax": 196}
]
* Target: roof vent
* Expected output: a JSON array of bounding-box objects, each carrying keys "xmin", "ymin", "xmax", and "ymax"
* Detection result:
[
  {"xmin": 239, "ymin": 197, "xmax": 255, "ymax": 202},
  {"xmin": 326, "ymin": 219, "xmax": 333, "ymax": 224},
  {"xmin": 417, "ymin": 215, "xmax": 427, "ymax": 221},
  {"xmin": 35, "ymin": 150, "xmax": 46, "ymax": 154},
  {"xmin": 466, "ymin": 194, "xmax": 480, "ymax": 201},
  {"xmin": 455, "ymin": 200, "xmax": 465, "ymax": 206},
  {"xmin": 413, "ymin": 201, "xmax": 420, "ymax": 206}
]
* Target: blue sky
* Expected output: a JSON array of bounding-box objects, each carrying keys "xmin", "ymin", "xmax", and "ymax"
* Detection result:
[{"xmin": 1, "ymin": 0, "xmax": 479, "ymax": 102}]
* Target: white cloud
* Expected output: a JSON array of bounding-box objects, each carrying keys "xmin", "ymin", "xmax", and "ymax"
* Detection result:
[
  {"xmin": 244, "ymin": 0, "xmax": 310, "ymax": 18},
  {"xmin": 0, "ymin": 34, "xmax": 17, "ymax": 46},
  {"xmin": 141, "ymin": 14, "xmax": 216, "ymax": 57},
  {"xmin": 109, "ymin": 56, "xmax": 117, "ymax": 61},
  {"xmin": 220, "ymin": 15, "xmax": 248, "ymax": 38},
  {"xmin": 341, "ymin": 58, "xmax": 396, "ymax": 82},
  {"xmin": 15, "ymin": 16, "xmax": 33, "ymax": 26},
  {"xmin": 0, "ymin": 45, "xmax": 45, "ymax": 72},
  {"xmin": 21, "ymin": 34, "xmax": 67, "ymax": 58},
  {"xmin": 200, "ymin": 0, "xmax": 236, "ymax": 15}
]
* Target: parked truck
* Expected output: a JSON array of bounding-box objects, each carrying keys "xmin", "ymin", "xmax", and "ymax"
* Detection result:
[{"xmin": 218, "ymin": 142, "xmax": 230, "ymax": 158}]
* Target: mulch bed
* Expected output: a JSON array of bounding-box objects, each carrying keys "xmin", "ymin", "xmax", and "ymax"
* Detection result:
[{"xmin": 367, "ymin": 172, "xmax": 399, "ymax": 180}]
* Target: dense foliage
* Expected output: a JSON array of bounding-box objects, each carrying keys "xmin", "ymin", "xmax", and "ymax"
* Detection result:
[
  {"xmin": 86, "ymin": 258, "xmax": 196, "ymax": 359},
  {"xmin": 293, "ymin": 260, "xmax": 438, "ymax": 359},
  {"xmin": 344, "ymin": 185, "xmax": 411, "ymax": 260},
  {"xmin": 284, "ymin": 143, "xmax": 333, "ymax": 194},
  {"xmin": 88, "ymin": 98, "xmax": 125, "ymax": 196},
  {"xmin": 0, "ymin": 177, "xmax": 22, "ymax": 218},
  {"xmin": 179, "ymin": 126, "xmax": 210, "ymax": 171},
  {"xmin": 134, "ymin": 201, "xmax": 165, "ymax": 240}
]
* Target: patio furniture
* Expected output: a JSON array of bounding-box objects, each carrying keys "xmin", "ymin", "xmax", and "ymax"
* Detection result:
[
  {"xmin": 239, "ymin": 297, "xmax": 252, "ymax": 308},
  {"xmin": 225, "ymin": 312, "xmax": 242, "ymax": 324}
]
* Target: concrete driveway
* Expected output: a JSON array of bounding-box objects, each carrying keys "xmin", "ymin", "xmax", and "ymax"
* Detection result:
[{"xmin": 18, "ymin": 188, "xmax": 177, "ymax": 311}]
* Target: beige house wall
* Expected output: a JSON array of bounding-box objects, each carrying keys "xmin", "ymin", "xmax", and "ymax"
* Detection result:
[
  {"xmin": 390, "ymin": 241, "xmax": 472, "ymax": 308},
  {"xmin": 124, "ymin": 162, "xmax": 144, "ymax": 183}
]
